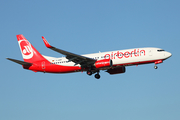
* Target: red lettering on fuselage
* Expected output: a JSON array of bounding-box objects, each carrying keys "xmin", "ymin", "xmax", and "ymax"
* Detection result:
[
  {"xmin": 117, "ymin": 51, "xmax": 123, "ymax": 59},
  {"xmin": 124, "ymin": 51, "xmax": 130, "ymax": 58},
  {"xmin": 104, "ymin": 49, "xmax": 146, "ymax": 59}
]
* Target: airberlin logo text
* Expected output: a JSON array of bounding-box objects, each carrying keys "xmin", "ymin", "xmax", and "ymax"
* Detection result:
[
  {"xmin": 19, "ymin": 40, "xmax": 33, "ymax": 59},
  {"xmin": 104, "ymin": 49, "xmax": 145, "ymax": 59}
]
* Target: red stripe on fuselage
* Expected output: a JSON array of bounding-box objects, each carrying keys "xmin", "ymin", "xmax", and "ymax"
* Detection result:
[
  {"xmin": 113, "ymin": 59, "xmax": 163, "ymax": 67},
  {"xmin": 24, "ymin": 60, "xmax": 82, "ymax": 73},
  {"xmin": 24, "ymin": 59, "xmax": 163, "ymax": 73}
]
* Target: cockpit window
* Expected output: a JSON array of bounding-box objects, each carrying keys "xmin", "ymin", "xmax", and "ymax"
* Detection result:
[{"xmin": 157, "ymin": 49, "xmax": 165, "ymax": 52}]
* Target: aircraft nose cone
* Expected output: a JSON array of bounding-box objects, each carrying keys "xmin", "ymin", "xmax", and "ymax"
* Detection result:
[{"xmin": 166, "ymin": 52, "xmax": 172, "ymax": 58}]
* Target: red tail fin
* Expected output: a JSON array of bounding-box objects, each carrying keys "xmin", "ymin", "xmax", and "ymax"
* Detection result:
[{"xmin": 17, "ymin": 34, "xmax": 46, "ymax": 63}]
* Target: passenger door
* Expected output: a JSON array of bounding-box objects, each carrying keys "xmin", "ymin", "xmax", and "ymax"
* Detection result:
[
  {"xmin": 149, "ymin": 49, "xmax": 153, "ymax": 56},
  {"xmin": 42, "ymin": 61, "xmax": 45, "ymax": 70}
]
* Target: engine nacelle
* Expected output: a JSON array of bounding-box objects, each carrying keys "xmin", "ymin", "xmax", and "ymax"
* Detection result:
[
  {"xmin": 94, "ymin": 59, "xmax": 112, "ymax": 68},
  {"xmin": 107, "ymin": 67, "xmax": 126, "ymax": 75}
]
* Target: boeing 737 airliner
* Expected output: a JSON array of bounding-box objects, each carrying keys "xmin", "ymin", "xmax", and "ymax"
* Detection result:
[{"xmin": 7, "ymin": 35, "xmax": 172, "ymax": 79}]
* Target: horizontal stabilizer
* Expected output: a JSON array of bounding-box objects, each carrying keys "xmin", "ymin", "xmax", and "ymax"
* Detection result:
[{"xmin": 6, "ymin": 58, "xmax": 32, "ymax": 66}]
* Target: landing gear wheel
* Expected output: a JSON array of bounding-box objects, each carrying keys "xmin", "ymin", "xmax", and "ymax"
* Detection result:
[
  {"xmin": 87, "ymin": 70, "xmax": 92, "ymax": 76},
  {"xmin": 154, "ymin": 65, "xmax": 158, "ymax": 69},
  {"xmin": 95, "ymin": 74, "xmax": 100, "ymax": 79}
]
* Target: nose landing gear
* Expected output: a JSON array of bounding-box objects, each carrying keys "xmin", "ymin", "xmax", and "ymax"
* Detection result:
[
  {"xmin": 154, "ymin": 60, "xmax": 163, "ymax": 69},
  {"xmin": 154, "ymin": 65, "xmax": 158, "ymax": 69}
]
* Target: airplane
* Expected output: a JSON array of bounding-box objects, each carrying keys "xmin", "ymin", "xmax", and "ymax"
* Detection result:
[{"xmin": 7, "ymin": 34, "xmax": 172, "ymax": 79}]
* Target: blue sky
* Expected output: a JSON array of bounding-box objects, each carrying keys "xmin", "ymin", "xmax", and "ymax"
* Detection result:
[{"xmin": 1, "ymin": 0, "xmax": 180, "ymax": 120}]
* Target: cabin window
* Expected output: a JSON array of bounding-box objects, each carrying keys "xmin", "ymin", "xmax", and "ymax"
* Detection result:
[{"xmin": 118, "ymin": 54, "xmax": 123, "ymax": 56}]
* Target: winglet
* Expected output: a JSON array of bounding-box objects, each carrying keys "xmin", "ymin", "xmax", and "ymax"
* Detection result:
[{"xmin": 42, "ymin": 36, "xmax": 52, "ymax": 48}]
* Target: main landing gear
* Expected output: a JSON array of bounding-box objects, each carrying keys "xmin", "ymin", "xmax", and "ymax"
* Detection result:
[
  {"xmin": 87, "ymin": 70, "xmax": 92, "ymax": 76},
  {"xmin": 87, "ymin": 70, "xmax": 100, "ymax": 79},
  {"xmin": 95, "ymin": 73, "xmax": 100, "ymax": 79}
]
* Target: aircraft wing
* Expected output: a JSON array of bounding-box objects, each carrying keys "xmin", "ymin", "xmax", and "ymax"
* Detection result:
[
  {"xmin": 6, "ymin": 58, "xmax": 32, "ymax": 66},
  {"xmin": 42, "ymin": 36, "xmax": 96, "ymax": 67}
]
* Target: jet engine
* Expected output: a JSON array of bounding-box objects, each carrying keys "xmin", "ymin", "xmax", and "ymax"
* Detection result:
[
  {"xmin": 107, "ymin": 66, "xmax": 126, "ymax": 74},
  {"xmin": 94, "ymin": 59, "xmax": 112, "ymax": 68}
]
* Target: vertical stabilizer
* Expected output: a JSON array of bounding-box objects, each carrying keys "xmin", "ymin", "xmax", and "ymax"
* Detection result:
[{"xmin": 17, "ymin": 34, "xmax": 46, "ymax": 63}]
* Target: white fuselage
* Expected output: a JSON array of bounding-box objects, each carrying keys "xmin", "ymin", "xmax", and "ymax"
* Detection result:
[{"xmin": 43, "ymin": 47, "xmax": 172, "ymax": 67}]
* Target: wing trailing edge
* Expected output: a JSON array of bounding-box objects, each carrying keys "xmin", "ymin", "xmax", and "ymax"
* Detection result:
[{"xmin": 41, "ymin": 36, "xmax": 96, "ymax": 67}]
